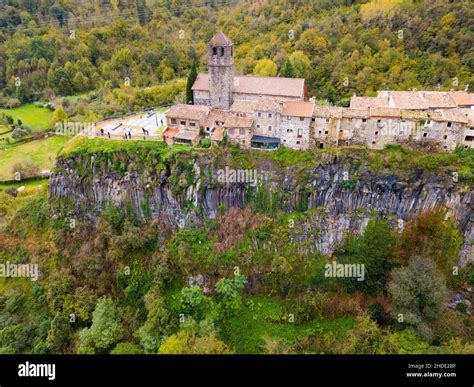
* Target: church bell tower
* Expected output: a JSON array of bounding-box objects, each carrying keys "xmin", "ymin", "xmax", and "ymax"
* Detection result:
[{"xmin": 208, "ymin": 32, "xmax": 234, "ymax": 109}]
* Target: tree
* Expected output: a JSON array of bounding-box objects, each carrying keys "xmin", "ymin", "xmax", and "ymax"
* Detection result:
[
  {"xmin": 388, "ymin": 256, "xmax": 448, "ymax": 341},
  {"xmin": 279, "ymin": 59, "xmax": 296, "ymax": 78},
  {"xmin": 253, "ymin": 59, "xmax": 277, "ymax": 77},
  {"xmin": 46, "ymin": 314, "xmax": 72, "ymax": 354},
  {"xmin": 395, "ymin": 209, "xmax": 462, "ymax": 280},
  {"xmin": 289, "ymin": 51, "xmax": 311, "ymax": 79},
  {"xmin": 110, "ymin": 342, "xmax": 143, "ymax": 354},
  {"xmin": 136, "ymin": 287, "xmax": 172, "ymax": 354},
  {"xmin": 78, "ymin": 297, "xmax": 123, "ymax": 354},
  {"xmin": 158, "ymin": 330, "xmax": 233, "ymax": 354},
  {"xmin": 185, "ymin": 59, "xmax": 198, "ymax": 104},
  {"xmin": 215, "ymin": 275, "xmax": 247, "ymax": 313},
  {"xmin": 381, "ymin": 328, "xmax": 432, "ymax": 354},
  {"xmin": 338, "ymin": 315, "xmax": 384, "ymax": 354},
  {"xmin": 52, "ymin": 105, "xmax": 67, "ymax": 124},
  {"xmin": 335, "ymin": 219, "xmax": 397, "ymax": 293}
]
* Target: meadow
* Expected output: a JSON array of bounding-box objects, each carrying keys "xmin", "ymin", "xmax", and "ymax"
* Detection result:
[
  {"xmin": 0, "ymin": 136, "xmax": 70, "ymax": 180},
  {"xmin": 0, "ymin": 104, "xmax": 53, "ymax": 132}
]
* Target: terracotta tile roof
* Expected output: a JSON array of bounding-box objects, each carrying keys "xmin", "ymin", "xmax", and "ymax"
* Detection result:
[
  {"xmin": 166, "ymin": 104, "xmax": 210, "ymax": 121},
  {"xmin": 222, "ymin": 116, "xmax": 253, "ymax": 128},
  {"xmin": 192, "ymin": 73, "xmax": 305, "ymax": 99},
  {"xmin": 208, "ymin": 109, "xmax": 231, "ymax": 122},
  {"xmin": 400, "ymin": 110, "xmax": 429, "ymax": 121},
  {"xmin": 350, "ymin": 96, "xmax": 388, "ymax": 109},
  {"xmin": 437, "ymin": 109, "xmax": 469, "ymax": 123},
  {"xmin": 374, "ymin": 90, "xmax": 469, "ymax": 110},
  {"xmin": 210, "ymin": 32, "xmax": 232, "ymax": 46},
  {"xmin": 420, "ymin": 92, "xmax": 457, "ymax": 109},
  {"xmin": 383, "ymin": 91, "xmax": 428, "ymax": 110},
  {"xmin": 426, "ymin": 111, "xmax": 443, "ymax": 121},
  {"xmin": 369, "ymin": 107, "xmax": 401, "ymax": 118},
  {"xmin": 255, "ymin": 98, "xmax": 285, "ymax": 113},
  {"xmin": 230, "ymin": 100, "xmax": 257, "ymax": 114},
  {"xmin": 282, "ymin": 101, "xmax": 315, "ymax": 118},
  {"xmin": 314, "ymin": 106, "xmax": 343, "ymax": 118},
  {"xmin": 459, "ymin": 108, "xmax": 474, "ymax": 126},
  {"xmin": 163, "ymin": 127, "xmax": 179, "ymax": 137},
  {"xmin": 342, "ymin": 108, "xmax": 368, "ymax": 119},
  {"xmin": 448, "ymin": 91, "xmax": 474, "ymax": 107},
  {"xmin": 173, "ymin": 130, "xmax": 200, "ymax": 141},
  {"xmin": 211, "ymin": 126, "xmax": 224, "ymax": 141}
]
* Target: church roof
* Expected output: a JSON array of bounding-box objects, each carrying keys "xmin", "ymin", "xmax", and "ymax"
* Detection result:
[
  {"xmin": 192, "ymin": 73, "xmax": 305, "ymax": 99},
  {"xmin": 210, "ymin": 32, "xmax": 232, "ymax": 46},
  {"xmin": 167, "ymin": 104, "xmax": 210, "ymax": 121},
  {"xmin": 282, "ymin": 101, "xmax": 315, "ymax": 118}
]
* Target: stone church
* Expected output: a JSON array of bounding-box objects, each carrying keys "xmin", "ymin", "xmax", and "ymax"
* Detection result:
[
  {"xmin": 164, "ymin": 32, "xmax": 473, "ymax": 152},
  {"xmin": 192, "ymin": 32, "xmax": 307, "ymax": 108}
]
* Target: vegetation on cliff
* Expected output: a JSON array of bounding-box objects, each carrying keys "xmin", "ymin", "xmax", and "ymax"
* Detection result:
[{"xmin": 0, "ymin": 143, "xmax": 472, "ymax": 354}]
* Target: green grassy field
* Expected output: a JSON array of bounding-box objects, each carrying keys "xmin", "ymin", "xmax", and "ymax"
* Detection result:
[
  {"xmin": 0, "ymin": 103, "xmax": 53, "ymax": 132},
  {"xmin": 224, "ymin": 295, "xmax": 355, "ymax": 354},
  {"xmin": 0, "ymin": 136, "xmax": 71, "ymax": 180},
  {"xmin": 0, "ymin": 179, "xmax": 48, "ymax": 190}
]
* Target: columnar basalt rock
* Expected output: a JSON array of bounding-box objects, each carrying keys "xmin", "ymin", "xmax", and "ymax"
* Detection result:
[{"xmin": 48, "ymin": 151, "xmax": 473, "ymax": 266}]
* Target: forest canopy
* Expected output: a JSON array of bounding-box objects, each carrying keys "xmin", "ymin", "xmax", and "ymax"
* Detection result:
[{"xmin": 0, "ymin": 0, "xmax": 472, "ymax": 110}]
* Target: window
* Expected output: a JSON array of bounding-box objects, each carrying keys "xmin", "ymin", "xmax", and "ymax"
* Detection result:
[
  {"xmin": 229, "ymin": 129, "xmax": 235, "ymax": 135},
  {"xmin": 447, "ymin": 122, "xmax": 452, "ymax": 127},
  {"xmin": 318, "ymin": 131, "xmax": 322, "ymax": 134},
  {"xmin": 300, "ymin": 117, "xmax": 304, "ymax": 121},
  {"xmin": 268, "ymin": 113, "xmax": 272, "ymax": 118},
  {"xmin": 325, "ymin": 118, "xmax": 330, "ymax": 123},
  {"xmin": 242, "ymin": 140, "xmax": 245, "ymax": 144},
  {"xmin": 362, "ymin": 118, "xmax": 367, "ymax": 123},
  {"xmin": 287, "ymin": 129, "xmax": 293, "ymax": 133},
  {"xmin": 239, "ymin": 128, "xmax": 245, "ymax": 135},
  {"xmin": 256, "ymin": 124, "xmax": 260, "ymax": 129},
  {"xmin": 257, "ymin": 112, "xmax": 261, "ymax": 117},
  {"xmin": 287, "ymin": 116, "xmax": 291, "ymax": 120},
  {"xmin": 171, "ymin": 118, "xmax": 177, "ymax": 124},
  {"xmin": 443, "ymin": 135, "xmax": 447, "ymax": 140},
  {"xmin": 213, "ymin": 47, "xmax": 217, "ymax": 56},
  {"xmin": 180, "ymin": 121, "xmax": 186, "ymax": 125},
  {"xmin": 312, "ymin": 118, "xmax": 315, "ymax": 122},
  {"xmin": 190, "ymin": 122, "xmax": 196, "ymax": 127},
  {"xmin": 423, "ymin": 133, "xmax": 427, "ymax": 137},
  {"xmin": 296, "ymin": 141, "xmax": 300, "ymax": 144},
  {"xmin": 375, "ymin": 131, "xmax": 379, "ymax": 135},
  {"xmin": 297, "ymin": 128, "xmax": 303, "ymax": 138},
  {"xmin": 268, "ymin": 126, "xmax": 272, "ymax": 131},
  {"xmin": 231, "ymin": 47, "xmax": 233, "ymax": 57},
  {"xmin": 220, "ymin": 47, "xmax": 224, "ymax": 57},
  {"xmin": 324, "ymin": 131, "xmax": 328, "ymax": 134},
  {"xmin": 377, "ymin": 119, "xmax": 381, "ymax": 123},
  {"xmin": 372, "ymin": 141, "xmax": 376, "ymax": 145}
]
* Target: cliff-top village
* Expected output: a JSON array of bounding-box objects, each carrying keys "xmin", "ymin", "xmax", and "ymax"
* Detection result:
[{"xmin": 162, "ymin": 32, "xmax": 474, "ymax": 153}]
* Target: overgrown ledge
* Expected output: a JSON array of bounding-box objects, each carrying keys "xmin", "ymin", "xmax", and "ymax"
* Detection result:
[{"xmin": 48, "ymin": 138, "xmax": 473, "ymax": 265}]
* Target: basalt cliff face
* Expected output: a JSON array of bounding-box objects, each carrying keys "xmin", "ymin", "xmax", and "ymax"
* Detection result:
[{"xmin": 48, "ymin": 150, "xmax": 473, "ymax": 266}]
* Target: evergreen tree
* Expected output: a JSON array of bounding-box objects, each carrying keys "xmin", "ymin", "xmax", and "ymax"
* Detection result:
[
  {"xmin": 279, "ymin": 59, "xmax": 297, "ymax": 78},
  {"xmin": 186, "ymin": 59, "xmax": 198, "ymax": 104}
]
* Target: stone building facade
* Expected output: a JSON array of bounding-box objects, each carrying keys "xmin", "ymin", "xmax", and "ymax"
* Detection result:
[{"xmin": 164, "ymin": 32, "xmax": 474, "ymax": 152}]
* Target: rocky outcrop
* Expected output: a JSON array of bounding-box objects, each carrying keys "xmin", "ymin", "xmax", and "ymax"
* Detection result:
[{"xmin": 48, "ymin": 151, "xmax": 473, "ymax": 265}]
